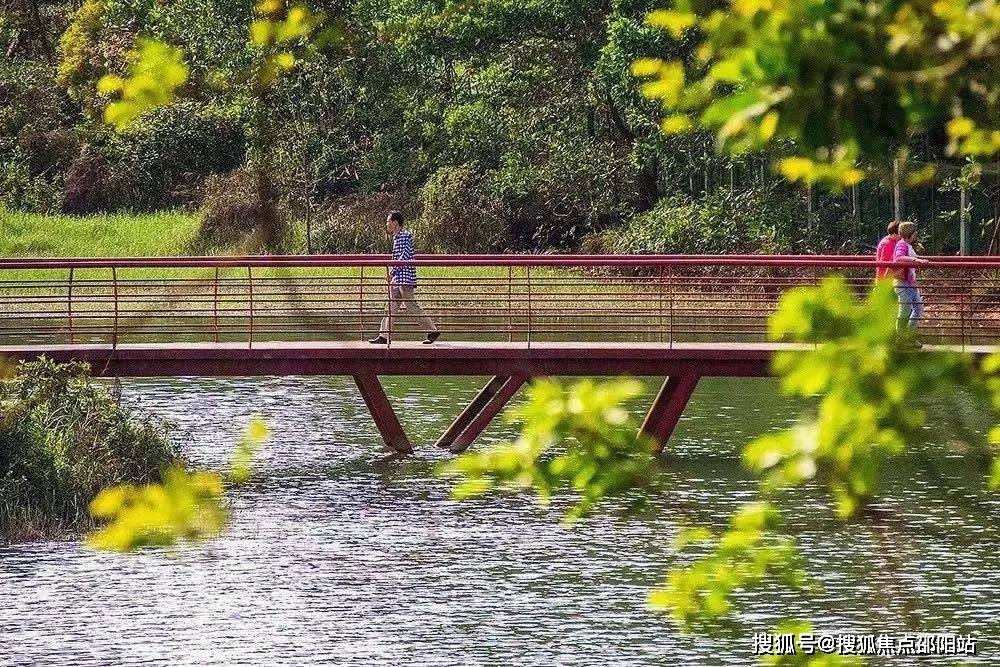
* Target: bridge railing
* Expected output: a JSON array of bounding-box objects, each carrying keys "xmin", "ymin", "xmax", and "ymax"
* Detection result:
[{"xmin": 0, "ymin": 255, "xmax": 998, "ymax": 348}]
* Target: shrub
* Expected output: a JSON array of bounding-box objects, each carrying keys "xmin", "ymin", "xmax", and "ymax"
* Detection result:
[
  {"xmin": 168, "ymin": 172, "xmax": 206, "ymax": 212},
  {"xmin": 487, "ymin": 143, "xmax": 636, "ymax": 251},
  {"xmin": 419, "ymin": 164, "xmax": 510, "ymax": 253},
  {"xmin": 595, "ymin": 185, "xmax": 808, "ymax": 255},
  {"xmin": 62, "ymin": 152, "xmax": 115, "ymax": 214},
  {"xmin": 0, "ymin": 158, "xmax": 63, "ymax": 214},
  {"xmin": 0, "ymin": 358, "xmax": 179, "ymax": 541},
  {"xmin": 315, "ymin": 189, "xmax": 418, "ymax": 254},
  {"xmin": 0, "ymin": 63, "xmax": 77, "ymax": 213},
  {"xmin": 0, "ymin": 59, "xmax": 75, "ymax": 139},
  {"xmin": 200, "ymin": 169, "xmax": 284, "ymax": 249},
  {"xmin": 18, "ymin": 127, "xmax": 81, "ymax": 176},
  {"xmin": 98, "ymin": 101, "xmax": 246, "ymax": 211}
]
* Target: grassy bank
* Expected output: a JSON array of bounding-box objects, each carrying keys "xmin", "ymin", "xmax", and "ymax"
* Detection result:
[
  {"xmin": 0, "ymin": 207, "xmax": 314, "ymax": 257},
  {"xmin": 0, "ymin": 209, "xmax": 205, "ymax": 257},
  {"xmin": 0, "ymin": 358, "xmax": 179, "ymax": 542}
]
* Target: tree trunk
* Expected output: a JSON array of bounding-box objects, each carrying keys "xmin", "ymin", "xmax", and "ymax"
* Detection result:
[
  {"xmin": 892, "ymin": 159, "xmax": 902, "ymax": 220},
  {"xmin": 636, "ymin": 155, "xmax": 660, "ymax": 213},
  {"xmin": 990, "ymin": 161, "xmax": 1000, "ymax": 255},
  {"xmin": 20, "ymin": 0, "xmax": 53, "ymax": 64},
  {"xmin": 960, "ymin": 187, "xmax": 969, "ymax": 255}
]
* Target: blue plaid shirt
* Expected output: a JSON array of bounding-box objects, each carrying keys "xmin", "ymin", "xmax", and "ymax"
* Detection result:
[{"xmin": 390, "ymin": 230, "xmax": 417, "ymax": 285}]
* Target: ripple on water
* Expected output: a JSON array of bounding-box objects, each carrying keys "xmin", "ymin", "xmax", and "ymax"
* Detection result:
[{"xmin": 1, "ymin": 376, "xmax": 997, "ymax": 665}]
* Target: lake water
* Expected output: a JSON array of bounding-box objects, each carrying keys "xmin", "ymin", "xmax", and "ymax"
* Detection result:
[{"xmin": 1, "ymin": 376, "xmax": 998, "ymax": 665}]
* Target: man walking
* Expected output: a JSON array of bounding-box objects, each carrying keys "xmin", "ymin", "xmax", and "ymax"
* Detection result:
[{"xmin": 369, "ymin": 210, "xmax": 439, "ymax": 345}]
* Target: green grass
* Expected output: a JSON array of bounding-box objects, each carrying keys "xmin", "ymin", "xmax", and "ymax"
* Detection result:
[{"xmin": 0, "ymin": 208, "xmax": 206, "ymax": 257}]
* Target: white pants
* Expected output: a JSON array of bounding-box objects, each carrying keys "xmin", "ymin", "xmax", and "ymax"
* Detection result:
[{"xmin": 379, "ymin": 284, "xmax": 437, "ymax": 335}]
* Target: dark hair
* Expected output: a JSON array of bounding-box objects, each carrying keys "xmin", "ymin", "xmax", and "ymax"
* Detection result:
[
  {"xmin": 387, "ymin": 210, "xmax": 404, "ymax": 226},
  {"xmin": 887, "ymin": 220, "xmax": 900, "ymax": 235}
]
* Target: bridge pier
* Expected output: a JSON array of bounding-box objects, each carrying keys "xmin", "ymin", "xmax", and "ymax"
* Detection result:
[
  {"xmin": 352, "ymin": 374, "xmax": 413, "ymax": 455},
  {"xmin": 356, "ymin": 373, "xmax": 528, "ymax": 456},
  {"xmin": 640, "ymin": 374, "xmax": 701, "ymax": 454},
  {"xmin": 448, "ymin": 375, "xmax": 526, "ymax": 454},
  {"xmin": 436, "ymin": 375, "xmax": 510, "ymax": 450}
]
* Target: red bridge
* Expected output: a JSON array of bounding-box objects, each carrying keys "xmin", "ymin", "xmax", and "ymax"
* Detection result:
[{"xmin": 0, "ymin": 254, "xmax": 997, "ymax": 455}]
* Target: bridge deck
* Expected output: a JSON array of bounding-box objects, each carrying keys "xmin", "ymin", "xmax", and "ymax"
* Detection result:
[
  {"xmin": 0, "ymin": 341, "xmax": 994, "ymax": 378},
  {"xmin": 3, "ymin": 254, "xmax": 997, "ymax": 454}
]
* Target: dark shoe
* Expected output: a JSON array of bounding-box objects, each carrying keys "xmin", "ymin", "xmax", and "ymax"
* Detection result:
[
  {"xmin": 422, "ymin": 331, "xmax": 440, "ymax": 345},
  {"xmin": 368, "ymin": 335, "xmax": 388, "ymax": 345}
]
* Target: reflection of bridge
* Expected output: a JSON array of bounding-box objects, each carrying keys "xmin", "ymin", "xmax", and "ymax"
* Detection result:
[{"xmin": 0, "ymin": 255, "xmax": 997, "ymax": 455}]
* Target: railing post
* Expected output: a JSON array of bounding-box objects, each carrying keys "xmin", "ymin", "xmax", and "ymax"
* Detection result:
[
  {"xmin": 668, "ymin": 265, "xmax": 674, "ymax": 349},
  {"xmin": 386, "ymin": 265, "xmax": 393, "ymax": 348},
  {"xmin": 658, "ymin": 265, "xmax": 664, "ymax": 344},
  {"xmin": 963, "ymin": 272, "xmax": 970, "ymax": 350},
  {"xmin": 111, "ymin": 266, "xmax": 119, "ymax": 348},
  {"xmin": 67, "ymin": 267, "xmax": 74, "ymax": 344},
  {"xmin": 526, "ymin": 264, "xmax": 532, "ymax": 349},
  {"xmin": 247, "ymin": 265, "xmax": 254, "ymax": 349},
  {"xmin": 359, "ymin": 265, "xmax": 364, "ymax": 340},
  {"xmin": 812, "ymin": 265, "xmax": 819, "ymax": 350},
  {"xmin": 213, "ymin": 266, "xmax": 220, "ymax": 343},
  {"xmin": 507, "ymin": 264, "xmax": 513, "ymax": 343}
]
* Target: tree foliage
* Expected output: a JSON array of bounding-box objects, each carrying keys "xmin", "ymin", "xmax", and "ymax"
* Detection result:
[
  {"xmin": 634, "ymin": 0, "xmax": 1000, "ymax": 187},
  {"xmin": 8, "ymin": 0, "xmax": 1000, "ymax": 249},
  {"xmin": 751, "ymin": 278, "xmax": 979, "ymax": 517},
  {"xmin": 98, "ymin": 39, "xmax": 189, "ymax": 131},
  {"xmin": 87, "ymin": 464, "xmax": 228, "ymax": 552},
  {"xmin": 440, "ymin": 377, "xmax": 655, "ymax": 521},
  {"xmin": 6, "ymin": 0, "xmax": 844, "ymax": 253}
]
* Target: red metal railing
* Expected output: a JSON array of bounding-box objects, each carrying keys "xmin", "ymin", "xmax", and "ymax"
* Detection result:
[{"xmin": 0, "ymin": 255, "xmax": 998, "ymax": 348}]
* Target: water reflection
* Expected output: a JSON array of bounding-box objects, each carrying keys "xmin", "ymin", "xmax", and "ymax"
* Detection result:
[{"xmin": 0, "ymin": 377, "xmax": 997, "ymax": 665}]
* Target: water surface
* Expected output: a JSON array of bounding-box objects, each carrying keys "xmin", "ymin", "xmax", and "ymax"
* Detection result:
[{"xmin": 1, "ymin": 376, "xmax": 997, "ymax": 665}]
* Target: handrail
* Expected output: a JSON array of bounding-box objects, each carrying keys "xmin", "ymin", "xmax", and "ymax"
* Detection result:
[
  {"xmin": 1, "ymin": 254, "xmax": 1000, "ymax": 270},
  {"xmin": 0, "ymin": 254, "xmax": 996, "ymax": 350}
]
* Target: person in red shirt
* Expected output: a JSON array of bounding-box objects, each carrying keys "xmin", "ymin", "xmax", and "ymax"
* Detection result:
[{"xmin": 875, "ymin": 220, "xmax": 901, "ymax": 281}]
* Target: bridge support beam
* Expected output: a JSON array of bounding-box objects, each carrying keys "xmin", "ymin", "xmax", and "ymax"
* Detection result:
[
  {"xmin": 640, "ymin": 374, "xmax": 700, "ymax": 454},
  {"xmin": 436, "ymin": 375, "xmax": 510, "ymax": 449},
  {"xmin": 449, "ymin": 375, "xmax": 527, "ymax": 454},
  {"xmin": 353, "ymin": 373, "xmax": 412, "ymax": 455}
]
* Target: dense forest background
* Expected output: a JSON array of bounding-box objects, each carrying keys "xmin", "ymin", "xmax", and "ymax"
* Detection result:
[{"xmin": 3, "ymin": 0, "xmax": 999, "ymax": 254}]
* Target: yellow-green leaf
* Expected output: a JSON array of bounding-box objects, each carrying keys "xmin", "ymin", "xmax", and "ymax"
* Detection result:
[
  {"xmin": 631, "ymin": 58, "xmax": 662, "ymax": 78},
  {"xmin": 759, "ymin": 111, "xmax": 779, "ymax": 141},
  {"xmin": 947, "ymin": 116, "xmax": 975, "ymax": 139},
  {"xmin": 647, "ymin": 10, "xmax": 696, "ymax": 38},
  {"xmin": 250, "ymin": 20, "xmax": 274, "ymax": 46}
]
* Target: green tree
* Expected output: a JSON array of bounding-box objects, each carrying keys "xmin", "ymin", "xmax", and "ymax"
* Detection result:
[{"xmin": 634, "ymin": 0, "xmax": 1000, "ymax": 187}]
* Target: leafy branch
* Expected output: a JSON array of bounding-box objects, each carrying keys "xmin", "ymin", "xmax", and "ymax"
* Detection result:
[
  {"xmin": 439, "ymin": 377, "xmax": 655, "ymax": 522},
  {"xmin": 635, "ymin": 0, "xmax": 1000, "ymax": 187},
  {"xmin": 87, "ymin": 417, "xmax": 270, "ymax": 552}
]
